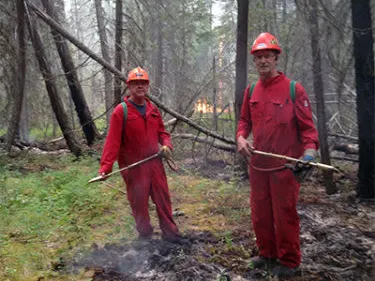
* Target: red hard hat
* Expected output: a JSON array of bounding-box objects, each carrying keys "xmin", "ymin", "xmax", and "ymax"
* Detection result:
[
  {"xmin": 251, "ymin": 32, "xmax": 282, "ymax": 54},
  {"xmin": 126, "ymin": 67, "xmax": 150, "ymax": 84}
]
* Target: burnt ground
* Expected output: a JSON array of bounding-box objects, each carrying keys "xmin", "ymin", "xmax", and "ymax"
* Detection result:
[{"xmin": 66, "ymin": 158, "xmax": 374, "ymax": 281}]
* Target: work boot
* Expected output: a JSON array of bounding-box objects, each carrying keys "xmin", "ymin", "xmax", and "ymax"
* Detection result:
[
  {"xmin": 138, "ymin": 233, "xmax": 153, "ymax": 241},
  {"xmin": 162, "ymin": 234, "xmax": 188, "ymax": 245},
  {"xmin": 249, "ymin": 256, "xmax": 276, "ymax": 269},
  {"xmin": 272, "ymin": 264, "xmax": 298, "ymax": 278}
]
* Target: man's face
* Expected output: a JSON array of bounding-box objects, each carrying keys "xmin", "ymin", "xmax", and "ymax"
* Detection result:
[
  {"xmin": 253, "ymin": 50, "xmax": 278, "ymax": 76},
  {"xmin": 128, "ymin": 80, "xmax": 149, "ymax": 99}
]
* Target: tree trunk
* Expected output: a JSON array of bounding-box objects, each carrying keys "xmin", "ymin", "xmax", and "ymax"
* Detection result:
[
  {"xmin": 155, "ymin": 0, "xmax": 164, "ymax": 102},
  {"xmin": 25, "ymin": 9, "xmax": 83, "ymax": 156},
  {"xmin": 234, "ymin": 0, "xmax": 249, "ymax": 126},
  {"xmin": 19, "ymin": 93, "xmax": 29, "ymax": 142},
  {"xmin": 113, "ymin": 0, "xmax": 123, "ymax": 105},
  {"xmin": 212, "ymin": 55, "xmax": 218, "ymax": 131},
  {"xmin": 308, "ymin": 0, "xmax": 337, "ymax": 194},
  {"xmin": 94, "ymin": 0, "xmax": 113, "ymax": 128},
  {"xmin": 5, "ymin": 0, "xmax": 26, "ymax": 152},
  {"xmin": 234, "ymin": 0, "xmax": 249, "ymax": 175},
  {"xmin": 351, "ymin": 0, "xmax": 375, "ymax": 200},
  {"xmin": 42, "ymin": 0, "xmax": 100, "ymax": 146}
]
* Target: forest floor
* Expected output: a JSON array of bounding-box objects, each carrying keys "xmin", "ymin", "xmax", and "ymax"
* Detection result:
[
  {"xmin": 70, "ymin": 157, "xmax": 374, "ymax": 281},
  {"xmin": 0, "ymin": 148, "xmax": 374, "ymax": 281}
]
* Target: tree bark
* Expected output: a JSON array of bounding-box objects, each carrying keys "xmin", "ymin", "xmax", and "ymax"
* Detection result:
[
  {"xmin": 154, "ymin": 0, "xmax": 164, "ymax": 102},
  {"xmin": 234, "ymin": 0, "xmax": 249, "ymax": 126},
  {"xmin": 351, "ymin": 0, "xmax": 375, "ymax": 199},
  {"xmin": 113, "ymin": 0, "xmax": 123, "ymax": 105},
  {"xmin": 25, "ymin": 7, "xmax": 83, "ymax": 156},
  {"xmin": 41, "ymin": 0, "xmax": 100, "ymax": 146},
  {"xmin": 5, "ymin": 0, "xmax": 26, "ymax": 152},
  {"xmin": 308, "ymin": 0, "xmax": 337, "ymax": 194},
  {"xmin": 234, "ymin": 0, "xmax": 249, "ymax": 173},
  {"xmin": 94, "ymin": 0, "xmax": 113, "ymax": 128}
]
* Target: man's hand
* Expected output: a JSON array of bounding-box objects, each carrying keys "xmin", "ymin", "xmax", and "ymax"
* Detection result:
[
  {"xmin": 294, "ymin": 149, "xmax": 317, "ymax": 171},
  {"xmin": 237, "ymin": 135, "xmax": 254, "ymax": 158},
  {"xmin": 99, "ymin": 172, "xmax": 109, "ymax": 181},
  {"xmin": 161, "ymin": 145, "xmax": 173, "ymax": 159},
  {"xmin": 292, "ymin": 148, "xmax": 317, "ymax": 181}
]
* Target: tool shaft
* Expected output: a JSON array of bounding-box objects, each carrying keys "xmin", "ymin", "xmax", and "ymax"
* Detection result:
[
  {"xmin": 252, "ymin": 150, "xmax": 339, "ymax": 172},
  {"xmin": 88, "ymin": 152, "xmax": 161, "ymax": 183}
]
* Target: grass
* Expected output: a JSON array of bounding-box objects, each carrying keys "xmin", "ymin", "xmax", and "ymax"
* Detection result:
[
  {"xmin": 0, "ymin": 153, "xmax": 136, "ymax": 280},
  {"xmin": 0, "ymin": 153, "xmax": 253, "ymax": 280}
]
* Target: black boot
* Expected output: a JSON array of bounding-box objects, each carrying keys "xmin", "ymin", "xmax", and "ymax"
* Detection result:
[
  {"xmin": 272, "ymin": 264, "xmax": 298, "ymax": 278},
  {"xmin": 250, "ymin": 256, "xmax": 276, "ymax": 269},
  {"xmin": 162, "ymin": 234, "xmax": 189, "ymax": 245}
]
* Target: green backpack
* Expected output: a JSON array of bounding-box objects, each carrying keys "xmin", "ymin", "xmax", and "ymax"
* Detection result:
[{"xmin": 249, "ymin": 80, "xmax": 297, "ymax": 102}]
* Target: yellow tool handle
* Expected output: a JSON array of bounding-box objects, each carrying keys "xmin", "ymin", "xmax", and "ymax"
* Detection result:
[{"xmin": 252, "ymin": 150, "xmax": 339, "ymax": 173}]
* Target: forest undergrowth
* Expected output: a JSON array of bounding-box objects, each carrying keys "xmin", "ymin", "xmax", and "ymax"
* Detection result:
[{"xmin": 0, "ymin": 150, "xmax": 374, "ymax": 281}]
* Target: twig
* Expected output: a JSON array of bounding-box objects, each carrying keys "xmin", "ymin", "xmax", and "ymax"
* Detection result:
[
  {"xmin": 102, "ymin": 182, "xmax": 126, "ymax": 195},
  {"xmin": 330, "ymin": 156, "xmax": 359, "ymax": 162}
]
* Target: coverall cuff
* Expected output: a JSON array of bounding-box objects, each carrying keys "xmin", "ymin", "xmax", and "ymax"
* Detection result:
[
  {"xmin": 236, "ymin": 133, "xmax": 248, "ymax": 141},
  {"xmin": 161, "ymin": 142, "xmax": 173, "ymax": 151},
  {"xmin": 304, "ymin": 143, "xmax": 318, "ymax": 151},
  {"xmin": 99, "ymin": 165, "xmax": 112, "ymax": 175}
]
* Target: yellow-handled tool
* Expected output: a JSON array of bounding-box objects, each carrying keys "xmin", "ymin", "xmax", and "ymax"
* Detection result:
[
  {"xmin": 88, "ymin": 146, "xmax": 178, "ymax": 183},
  {"xmin": 252, "ymin": 149, "xmax": 339, "ymax": 173}
]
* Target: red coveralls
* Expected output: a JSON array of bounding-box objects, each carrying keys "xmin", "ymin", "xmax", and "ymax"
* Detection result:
[
  {"xmin": 99, "ymin": 97, "xmax": 180, "ymax": 239},
  {"xmin": 236, "ymin": 73, "xmax": 319, "ymax": 267}
]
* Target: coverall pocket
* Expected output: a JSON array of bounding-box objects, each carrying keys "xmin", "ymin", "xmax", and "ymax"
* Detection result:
[
  {"xmin": 250, "ymin": 100, "xmax": 262, "ymax": 123},
  {"xmin": 149, "ymin": 112, "xmax": 159, "ymax": 124},
  {"xmin": 269, "ymin": 101, "xmax": 290, "ymax": 124},
  {"xmin": 147, "ymin": 112, "xmax": 160, "ymax": 137}
]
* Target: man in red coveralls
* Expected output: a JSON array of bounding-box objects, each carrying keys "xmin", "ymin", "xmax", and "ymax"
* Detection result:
[
  {"xmin": 99, "ymin": 67, "xmax": 182, "ymax": 243},
  {"xmin": 236, "ymin": 33, "xmax": 319, "ymax": 278}
]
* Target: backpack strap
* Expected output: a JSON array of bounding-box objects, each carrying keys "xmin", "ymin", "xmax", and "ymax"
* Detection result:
[
  {"xmin": 248, "ymin": 82, "xmax": 256, "ymax": 99},
  {"xmin": 290, "ymin": 80, "xmax": 296, "ymax": 102},
  {"xmin": 121, "ymin": 102, "xmax": 128, "ymax": 142},
  {"xmin": 290, "ymin": 80, "xmax": 301, "ymax": 140}
]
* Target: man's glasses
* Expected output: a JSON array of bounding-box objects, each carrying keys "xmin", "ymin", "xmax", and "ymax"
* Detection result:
[{"xmin": 253, "ymin": 54, "xmax": 276, "ymax": 61}]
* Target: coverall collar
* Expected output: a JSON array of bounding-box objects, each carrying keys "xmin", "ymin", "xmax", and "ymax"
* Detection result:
[{"xmin": 259, "ymin": 71, "xmax": 284, "ymax": 87}]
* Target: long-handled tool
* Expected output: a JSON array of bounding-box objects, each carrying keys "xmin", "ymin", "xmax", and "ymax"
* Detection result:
[
  {"xmin": 252, "ymin": 149, "xmax": 340, "ymax": 173},
  {"xmin": 88, "ymin": 146, "xmax": 178, "ymax": 183},
  {"xmin": 88, "ymin": 152, "xmax": 161, "ymax": 183}
]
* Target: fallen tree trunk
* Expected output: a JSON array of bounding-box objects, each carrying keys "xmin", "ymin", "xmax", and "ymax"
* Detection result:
[
  {"xmin": 330, "ymin": 156, "xmax": 359, "ymax": 163},
  {"xmin": 329, "ymin": 133, "xmax": 358, "ymax": 142},
  {"xmin": 164, "ymin": 118, "xmax": 177, "ymax": 127},
  {"xmin": 333, "ymin": 143, "xmax": 359, "ymax": 155},
  {"xmin": 172, "ymin": 133, "xmax": 236, "ymax": 152},
  {"xmin": 0, "ymin": 136, "xmax": 70, "ymax": 152},
  {"xmin": 25, "ymin": 0, "xmax": 236, "ymax": 146}
]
